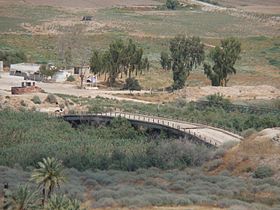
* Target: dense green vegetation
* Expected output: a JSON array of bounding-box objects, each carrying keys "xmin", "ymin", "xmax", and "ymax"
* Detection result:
[
  {"xmin": 58, "ymin": 95, "xmax": 280, "ymax": 135},
  {"xmin": 90, "ymin": 39, "xmax": 149, "ymax": 86},
  {"xmin": 0, "ymin": 49, "xmax": 27, "ymax": 66},
  {"xmin": 0, "ymin": 110, "xmax": 211, "ymax": 171}
]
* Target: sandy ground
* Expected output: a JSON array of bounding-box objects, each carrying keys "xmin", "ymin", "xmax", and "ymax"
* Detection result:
[
  {"xmin": 1, "ymin": 73, "xmax": 280, "ymax": 103},
  {"xmin": 0, "ymin": 73, "xmax": 152, "ymax": 103},
  {"xmin": 178, "ymin": 85, "xmax": 280, "ymax": 102}
]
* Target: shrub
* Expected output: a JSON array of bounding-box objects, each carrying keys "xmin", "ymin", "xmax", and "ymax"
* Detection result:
[
  {"xmin": 31, "ymin": 96, "xmax": 41, "ymax": 104},
  {"xmin": 123, "ymin": 78, "xmax": 141, "ymax": 91},
  {"xmin": 206, "ymin": 93, "xmax": 231, "ymax": 108},
  {"xmin": 67, "ymin": 75, "xmax": 75, "ymax": 82},
  {"xmin": 166, "ymin": 0, "xmax": 179, "ymax": 10},
  {"xmin": 45, "ymin": 94, "xmax": 58, "ymax": 104},
  {"xmin": 206, "ymin": 159, "xmax": 223, "ymax": 171},
  {"xmin": 253, "ymin": 166, "xmax": 274, "ymax": 179},
  {"xmin": 20, "ymin": 100, "xmax": 27, "ymax": 107}
]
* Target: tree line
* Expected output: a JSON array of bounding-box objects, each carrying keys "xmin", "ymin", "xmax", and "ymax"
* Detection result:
[
  {"xmin": 160, "ymin": 35, "xmax": 241, "ymax": 89},
  {"xmin": 90, "ymin": 39, "xmax": 149, "ymax": 87},
  {"xmin": 1, "ymin": 34, "xmax": 241, "ymax": 90}
]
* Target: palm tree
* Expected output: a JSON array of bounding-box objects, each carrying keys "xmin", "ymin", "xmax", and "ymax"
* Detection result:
[
  {"xmin": 45, "ymin": 194, "xmax": 84, "ymax": 210},
  {"xmin": 8, "ymin": 185, "xmax": 40, "ymax": 210},
  {"xmin": 31, "ymin": 157, "xmax": 66, "ymax": 206}
]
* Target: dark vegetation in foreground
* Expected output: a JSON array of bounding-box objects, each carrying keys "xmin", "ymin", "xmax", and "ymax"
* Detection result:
[
  {"xmin": 0, "ymin": 110, "xmax": 211, "ymax": 171},
  {"xmin": 1, "ymin": 166, "xmax": 280, "ymax": 209},
  {"xmin": 1, "ymin": 109, "xmax": 280, "ymax": 209}
]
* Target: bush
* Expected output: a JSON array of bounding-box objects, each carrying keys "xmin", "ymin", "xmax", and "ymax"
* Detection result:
[
  {"xmin": 253, "ymin": 166, "xmax": 274, "ymax": 179},
  {"xmin": 123, "ymin": 78, "xmax": 141, "ymax": 91},
  {"xmin": 45, "ymin": 94, "xmax": 58, "ymax": 104},
  {"xmin": 31, "ymin": 95, "xmax": 41, "ymax": 104},
  {"xmin": 67, "ymin": 75, "xmax": 75, "ymax": 82},
  {"xmin": 166, "ymin": 0, "xmax": 179, "ymax": 10},
  {"xmin": 20, "ymin": 100, "xmax": 27, "ymax": 107},
  {"xmin": 206, "ymin": 93, "xmax": 231, "ymax": 108}
]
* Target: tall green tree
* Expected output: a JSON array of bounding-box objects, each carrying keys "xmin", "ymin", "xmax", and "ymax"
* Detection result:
[
  {"xmin": 204, "ymin": 37, "xmax": 241, "ymax": 86},
  {"xmin": 31, "ymin": 157, "xmax": 66, "ymax": 206},
  {"xmin": 169, "ymin": 35, "xmax": 205, "ymax": 90},
  {"xmin": 0, "ymin": 50, "xmax": 27, "ymax": 66},
  {"xmin": 160, "ymin": 51, "xmax": 171, "ymax": 70},
  {"xmin": 89, "ymin": 39, "xmax": 147, "ymax": 86},
  {"xmin": 89, "ymin": 50, "xmax": 103, "ymax": 75}
]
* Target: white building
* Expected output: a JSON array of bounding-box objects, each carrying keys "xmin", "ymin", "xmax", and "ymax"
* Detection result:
[{"xmin": 10, "ymin": 63, "xmax": 41, "ymax": 78}]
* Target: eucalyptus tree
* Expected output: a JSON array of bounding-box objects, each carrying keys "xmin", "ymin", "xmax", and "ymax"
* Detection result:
[
  {"xmin": 204, "ymin": 37, "xmax": 241, "ymax": 86},
  {"xmin": 169, "ymin": 35, "xmax": 205, "ymax": 90},
  {"xmin": 90, "ymin": 38, "xmax": 147, "ymax": 86},
  {"xmin": 160, "ymin": 51, "xmax": 171, "ymax": 71}
]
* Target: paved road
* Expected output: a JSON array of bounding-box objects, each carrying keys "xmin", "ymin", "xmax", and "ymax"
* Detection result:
[{"xmin": 68, "ymin": 112, "xmax": 243, "ymax": 147}]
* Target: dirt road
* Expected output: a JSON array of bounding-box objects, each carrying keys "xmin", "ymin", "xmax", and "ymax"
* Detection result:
[{"xmin": 0, "ymin": 73, "xmax": 152, "ymax": 103}]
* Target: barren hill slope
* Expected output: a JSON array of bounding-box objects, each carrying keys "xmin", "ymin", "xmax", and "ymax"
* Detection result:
[
  {"xmin": 210, "ymin": 128, "xmax": 280, "ymax": 179},
  {"xmin": 0, "ymin": 0, "xmax": 161, "ymax": 8}
]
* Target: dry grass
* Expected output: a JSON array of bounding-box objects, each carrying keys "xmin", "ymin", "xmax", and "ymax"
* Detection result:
[
  {"xmin": 89, "ymin": 206, "xmax": 226, "ymax": 210},
  {"xmin": 211, "ymin": 128, "xmax": 280, "ymax": 179},
  {"xmin": 215, "ymin": 0, "xmax": 280, "ymax": 14},
  {"xmin": 0, "ymin": 0, "xmax": 161, "ymax": 9}
]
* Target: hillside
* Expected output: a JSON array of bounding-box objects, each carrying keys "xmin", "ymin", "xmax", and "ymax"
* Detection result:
[
  {"xmin": 214, "ymin": 0, "xmax": 280, "ymax": 14},
  {"xmin": 0, "ymin": 0, "xmax": 161, "ymax": 8},
  {"xmin": 209, "ymin": 128, "xmax": 280, "ymax": 179}
]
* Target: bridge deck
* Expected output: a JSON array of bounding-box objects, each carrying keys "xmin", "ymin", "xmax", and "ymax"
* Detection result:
[{"xmin": 62, "ymin": 112, "xmax": 243, "ymax": 147}]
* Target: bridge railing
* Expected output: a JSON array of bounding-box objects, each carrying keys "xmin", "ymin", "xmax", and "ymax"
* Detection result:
[
  {"xmin": 117, "ymin": 109, "xmax": 242, "ymax": 137},
  {"xmin": 55, "ymin": 111, "xmax": 239, "ymax": 147},
  {"xmin": 89, "ymin": 112, "xmax": 224, "ymax": 146}
]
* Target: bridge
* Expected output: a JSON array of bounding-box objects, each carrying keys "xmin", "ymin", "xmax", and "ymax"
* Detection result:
[{"xmin": 62, "ymin": 112, "xmax": 243, "ymax": 147}]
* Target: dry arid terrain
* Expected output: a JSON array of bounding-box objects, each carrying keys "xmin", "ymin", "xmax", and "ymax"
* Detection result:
[
  {"xmin": 1, "ymin": 0, "xmax": 280, "ymax": 209},
  {"xmin": 215, "ymin": 0, "xmax": 280, "ymax": 14},
  {"xmin": 211, "ymin": 128, "xmax": 280, "ymax": 179},
  {"xmin": 0, "ymin": 0, "xmax": 161, "ymax": 8}
]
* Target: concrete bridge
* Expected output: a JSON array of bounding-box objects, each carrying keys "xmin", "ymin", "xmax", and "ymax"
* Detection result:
[{"xmin": 62, "ymin": 112, "xmax": 243, "ymax": 147}]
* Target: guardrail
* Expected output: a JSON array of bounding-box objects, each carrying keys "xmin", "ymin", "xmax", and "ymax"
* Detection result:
[{"xmin": 61, "ymin": 112, "xmax": 243, "ymax": 147}]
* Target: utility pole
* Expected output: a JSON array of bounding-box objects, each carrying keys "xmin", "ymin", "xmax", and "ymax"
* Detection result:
[{"xmin": 80, "ymin": 69, "xmax": 84, "ymax": 89}]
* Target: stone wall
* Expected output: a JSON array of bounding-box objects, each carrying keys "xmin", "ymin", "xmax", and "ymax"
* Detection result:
[{"xmin": 11, "ymin": 86, "xmax": 43, "ymax": 95}]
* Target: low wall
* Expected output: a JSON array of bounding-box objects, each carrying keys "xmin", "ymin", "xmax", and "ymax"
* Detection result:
[{"xmin": 11, "ymin": 86, "xmax": 43, "ymax": 95}]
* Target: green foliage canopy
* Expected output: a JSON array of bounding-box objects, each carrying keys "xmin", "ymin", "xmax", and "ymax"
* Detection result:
[
  {"xmin": 169, "ymin": 35, "xmax": 205, "ymax": 89},
  {"xmin": 160, "ymin": 51, "xmax": 171, "ymax": 70},
  {"xmin": 90, "ymin": 39, "xmax": 149, "ymax": 86},
  {"xmin": 0, "ymin": 49, "xmax": 27, "ymax": 66},
  {"xmin": 204, "ymin": 37, "xmax": 241, "ymax": 86}
]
